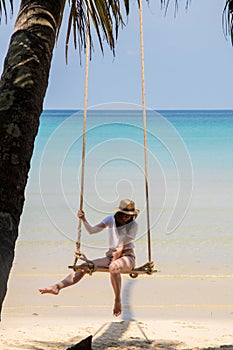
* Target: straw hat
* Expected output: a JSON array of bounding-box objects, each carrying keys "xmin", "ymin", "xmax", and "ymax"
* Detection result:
[{"xmin": 115, "ymin": 199, "xmax": 140, "ymax": 216}]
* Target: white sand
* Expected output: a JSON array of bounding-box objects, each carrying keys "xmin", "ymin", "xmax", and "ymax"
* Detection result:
[{"xmin": 1, "ymin": 260, "xmax": 233, "ymax": 350}]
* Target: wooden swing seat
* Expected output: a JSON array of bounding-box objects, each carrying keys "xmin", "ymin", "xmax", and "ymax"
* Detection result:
[{"xmin": 69, "ymin": 261, "xmax": 157, "ymax": 278}]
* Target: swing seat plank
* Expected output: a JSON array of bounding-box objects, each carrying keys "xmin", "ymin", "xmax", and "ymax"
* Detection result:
[{"xmin": 68, "ymin": 261, "xmax": 157, "ymax": 278}]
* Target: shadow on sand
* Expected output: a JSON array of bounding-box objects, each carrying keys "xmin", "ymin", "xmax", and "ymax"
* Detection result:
[{"xmin": 91, "ymin": 278, "xmax": 182, "ymax": 349}]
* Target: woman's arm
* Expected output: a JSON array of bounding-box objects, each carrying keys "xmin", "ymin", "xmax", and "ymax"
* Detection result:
[{"xmin": 77, "ymin": 210, "xmax": 106, "ymax": 234}]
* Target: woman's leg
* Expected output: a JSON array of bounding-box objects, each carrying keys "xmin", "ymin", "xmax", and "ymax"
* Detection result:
[
  {"xmin": 109, "ymin": 256, "xmax": 135, "ymax": 316},
  {"xmin": 110, "ymin": 271, "xmax": 122, "ymax": 317},
  {"xmin": 39, "ymin": 256, "xmax": 110, "ymax": 295},
  {"xmin": 39, "ymin": 270, "xmax": 86, "ymax": 295}
]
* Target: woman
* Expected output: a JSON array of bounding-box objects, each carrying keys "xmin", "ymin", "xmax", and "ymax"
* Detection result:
[{"xmin": 39, "ymin": 199, "xmax": 140, "ymax": 317}]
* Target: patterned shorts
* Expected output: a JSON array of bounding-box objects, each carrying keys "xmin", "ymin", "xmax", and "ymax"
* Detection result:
[{"xmin": 105, "ymin": 248, "xmax": 136, "ymax": 267}]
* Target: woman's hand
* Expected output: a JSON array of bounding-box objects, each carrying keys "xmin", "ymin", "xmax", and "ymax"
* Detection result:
[
  {"xmin": 77, "ymin": 210, "xmax": 85, "ymax": 221},
  {"xmin": 112, "ymin": 251, "xmax": 121, "ymax": 261},
  {"xmin": 112, "ymin": 246, "xmax": 123, "ymax": 261},
  {"xmin": 77, "ymin": 211, "xmax": 105, "ymax": 234}
]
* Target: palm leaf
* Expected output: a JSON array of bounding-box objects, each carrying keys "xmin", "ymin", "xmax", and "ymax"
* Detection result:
[
  {"xmin": 65, "ymin": 0, "xmax": 131, "ymax": 60},
  {"xmin": 223, "ymin": 0, "xmax": 233, "ymax": 44},
  {"xmin": 160, "ymin": 0, "xmax": 191, "ymax": 16},
  {"xmin": 123, "ymin": 0, "xmax": 130, "ymax": 16},
  {"xmin": 56, "ymin": 0, "xmax": 67, "ymax": 41},
  {"xmin": 0, "ymin": 0, "xmax": 13, "ymax": 23}
]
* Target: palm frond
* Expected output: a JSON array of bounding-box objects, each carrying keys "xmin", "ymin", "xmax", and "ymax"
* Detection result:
[
  {"xmin": 123, "ymin": 0, "xmax": 130, "ymax": 16},
  {"xmin": 223, "ymin": 0, "xmax": 233, "ymax": 44},
  {"xmin": 0, "ymin": 0, "xmax": 13, "ymax": 23},
  {"xmin": 160, "ymin": 0, "xmax": 191, "ymax": 16},
  {"xmin": 64, "ymin": 0, "xmax": 132, "ymax": 61},
  {"xmin": 56, "ymin": 0, "xmax": 67, "ymax": 42}
]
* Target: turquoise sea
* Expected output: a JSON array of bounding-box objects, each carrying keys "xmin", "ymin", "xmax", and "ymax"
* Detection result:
[{"xmin": 18, "ymin": 107, "xmax": 233, "ymax": 277}]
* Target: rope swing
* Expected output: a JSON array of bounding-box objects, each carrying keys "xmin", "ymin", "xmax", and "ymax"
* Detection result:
[
  {"xmin": 139, "ymin": 0, "xmax": 152, "ymax": 264},
  {"xmin": 69, "ymin": 1, "xmax": 156, "ymax": 278},
  {"xmin": 73, "ymin": 7, "xmax": 90, "ymax": 267}
]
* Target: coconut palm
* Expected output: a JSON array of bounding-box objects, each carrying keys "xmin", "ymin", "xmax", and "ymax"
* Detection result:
[{"xmin": 0, "ymin": 0, "xmax": 138, "ymax": 319}]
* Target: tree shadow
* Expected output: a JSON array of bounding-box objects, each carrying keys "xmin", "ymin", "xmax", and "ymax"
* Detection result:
[{"xmin": 5, "ymin": 338, "xmax": 233, "ymax": 350}]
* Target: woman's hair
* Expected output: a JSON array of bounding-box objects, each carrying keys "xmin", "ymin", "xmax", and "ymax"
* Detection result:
[{"xmin": 114, "ymin": 212, "xmax": 137, "ymax": 231}]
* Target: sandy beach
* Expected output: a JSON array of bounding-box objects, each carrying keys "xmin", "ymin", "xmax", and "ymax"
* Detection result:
[{"xmin": 1, "ymin": 241, "xmax": 233, "ymax": 350}]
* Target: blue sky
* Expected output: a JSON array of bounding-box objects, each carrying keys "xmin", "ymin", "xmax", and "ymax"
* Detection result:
[{"xmin": 1, "ymin": 0, "xmax": 233, "ymax": 110}]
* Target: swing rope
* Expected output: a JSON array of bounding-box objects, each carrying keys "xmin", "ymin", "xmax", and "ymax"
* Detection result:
[
  {"xmin": 73, "ymin": 5, "xmax": 90, "ymax": 266},
  {"xmin": 73, "ymin": 1, "xmax": 153, "ymax": 270},
  {"xmin": 138, "ymin": 0, "xmax": 152, "ymax": 263}
]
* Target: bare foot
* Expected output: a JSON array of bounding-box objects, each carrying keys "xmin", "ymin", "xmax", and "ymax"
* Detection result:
[
  {"xmin": 39, "ymin": 284, "xmax": 60, "ymax": 295},
  {"xmin": 113, "ymin": 299, "xmax": 122, "ymax": 317}
]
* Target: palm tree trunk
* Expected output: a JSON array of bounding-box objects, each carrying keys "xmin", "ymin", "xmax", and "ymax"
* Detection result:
[{"xmin": 0, "ymin": 0, "xmax": 65, "ymax": 319}]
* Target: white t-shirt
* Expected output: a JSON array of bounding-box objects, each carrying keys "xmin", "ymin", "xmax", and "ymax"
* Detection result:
[{"xmin": 101, "ymin": 215, "xmax": 138, "ymax": 250}]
